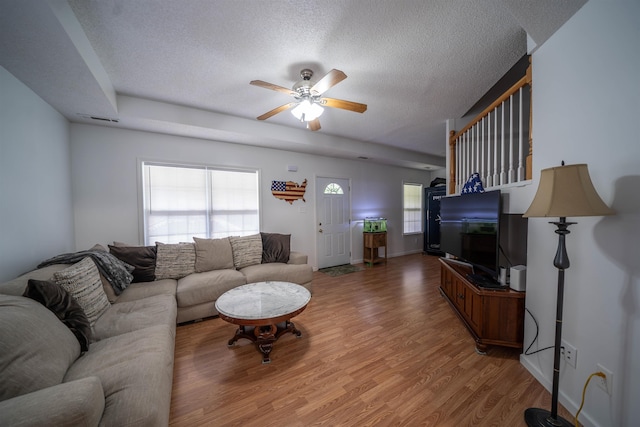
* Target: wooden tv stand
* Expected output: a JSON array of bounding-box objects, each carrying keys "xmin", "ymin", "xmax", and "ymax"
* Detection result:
[{"xmin": 439, "ymin": 258, "xmax": 525, "ymax": 354}]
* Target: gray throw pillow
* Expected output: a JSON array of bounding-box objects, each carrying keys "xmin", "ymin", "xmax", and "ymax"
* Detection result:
[
  {"xmin": 260, "ymin": 232, "xmax": 291, "ymax": 263},
  {"xmin": 23, "ymin": 279, "xmax": 91, "ymax": 352}
]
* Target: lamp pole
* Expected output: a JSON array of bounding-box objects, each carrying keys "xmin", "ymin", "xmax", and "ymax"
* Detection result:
[
  {"xmin": 525, "ymin": 217, "xmax": 574, "ymax": 427},
  {"xmin": 550, "ymin": 218, "xmax": 572, "ymax": 424}
]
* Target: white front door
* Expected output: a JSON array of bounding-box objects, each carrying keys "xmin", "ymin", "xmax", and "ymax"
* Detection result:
[{"xmin": 316, "ymin": 177, "xmax": 351, "ymax": 269}]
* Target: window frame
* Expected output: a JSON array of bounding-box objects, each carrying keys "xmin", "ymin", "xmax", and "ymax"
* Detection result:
[
  {"xmin": 323, "ymin": 182, "xmax": 344, "ymax": 194},
  {"xmin": 402, "ymin": 181, "xmax": 423, "ymax": 235},
  {"xmin": 138, "ymin": 160, "xmax": 261, "ymax": 245}
]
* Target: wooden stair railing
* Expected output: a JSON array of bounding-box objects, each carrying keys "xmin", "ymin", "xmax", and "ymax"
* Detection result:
[{"xmin": 449, "ymin": 60, "xmax": 533, "ymax": 195}]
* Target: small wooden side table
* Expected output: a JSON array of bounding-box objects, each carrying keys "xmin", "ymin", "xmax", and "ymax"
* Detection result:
[{"xmin": 363, "ymin": 232, "xmax": 387, "ymax": 266}]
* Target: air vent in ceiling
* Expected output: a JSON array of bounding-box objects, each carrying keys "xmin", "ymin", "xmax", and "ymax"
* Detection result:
[{"xmin": 77, "ymin": 113, "xmax": 119, "ymax": 123}]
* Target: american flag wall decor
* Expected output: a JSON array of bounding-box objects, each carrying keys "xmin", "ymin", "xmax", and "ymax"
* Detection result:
[{"xmin": 271, "ymin": 179, "xmax": 308, "ymax": 204}]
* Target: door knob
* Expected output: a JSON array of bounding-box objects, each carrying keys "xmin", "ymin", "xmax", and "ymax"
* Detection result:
[{"xmin": 319, "ymin": 229, "xmax": 323, "ymax": 233}]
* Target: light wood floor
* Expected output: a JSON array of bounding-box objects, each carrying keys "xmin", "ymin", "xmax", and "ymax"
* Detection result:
[{"xmin": 170, "ymin": 253, "xmax": 573, "ymax": 426}]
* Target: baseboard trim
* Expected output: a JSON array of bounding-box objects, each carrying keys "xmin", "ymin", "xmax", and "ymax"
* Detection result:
[{"xmin": 520, "ymin": 355, "xmax": 601, "ymax": 427}]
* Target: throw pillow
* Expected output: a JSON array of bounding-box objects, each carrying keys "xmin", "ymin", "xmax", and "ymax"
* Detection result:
[
  {"xmin": 108, "ymin": 244, "xmax": 157, "ymax": 282},
  {"xmin": 193, "ymin": 237, "xmax": 234, "ymax": 272},
  {"xmin": 229, "ymin": 234, "xmax": 263, "ymax": 269},
  {"xmin": 260, "ymin": 232, "xmax": 291, "ymax": 263},
  {"xmin": 98, "ymin": 272, "xmax": 118, "ymax": 304},
  {"xmin": 23, "ymin": 279, "xmax": 91, "ymax": 352},
  {"xmin": 155, "ymin": 242, "xmax": 196, "ymax": 280},
  {"xmin": 52, "ymin": 257, "xmax": 110, "ymax": 327},
  {"xmin": 89, "ymin": 243, "xmax": 108, "ymax": 252}
]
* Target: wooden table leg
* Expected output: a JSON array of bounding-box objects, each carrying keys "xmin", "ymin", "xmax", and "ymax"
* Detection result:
[
  {"xmin": 276, "ymin": 320, "xmax": 302, "ymax": 339},
  {"xmin": 254, "ymin": 324, "xmax": 277, "ymax": 364},
  {"xmin": 228, "ymin": 325, "xmax": 254, "ymax": 347},
  {"xmin": 226, "ymin": 320, "xmax": 304, "ymax": 364}
]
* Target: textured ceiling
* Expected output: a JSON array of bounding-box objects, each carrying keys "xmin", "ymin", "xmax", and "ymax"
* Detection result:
[{"xmin": 0, "ymin": 0, "xmax": 586, "ymax": 170}]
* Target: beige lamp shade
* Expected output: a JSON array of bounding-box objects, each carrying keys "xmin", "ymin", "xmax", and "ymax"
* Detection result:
[{"xmin": 523, "ymin": 163, "xmax": 614, "ymax": 218}]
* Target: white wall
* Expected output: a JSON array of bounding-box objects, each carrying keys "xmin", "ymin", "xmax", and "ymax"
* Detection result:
[
  {"xmin": 0, "ymin": 66, "xmax": 75, "ymax": 282},
  {"xmin": 521, "ymin": 2, "xmax": 640, "ymax": 427},
  {"xmin": 70, "ymin": 124, "xmax": 435, "ymax": 269}
]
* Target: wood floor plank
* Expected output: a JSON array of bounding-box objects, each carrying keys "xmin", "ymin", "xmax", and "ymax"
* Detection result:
[{"xmin": 170, "ymin": 253, "xmax": 574, "ymax": 426}]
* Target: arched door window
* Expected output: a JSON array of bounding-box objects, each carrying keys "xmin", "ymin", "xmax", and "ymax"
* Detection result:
[{"xmin": 323, "ymin": 182, "xmax": 344, "ymax": 194}]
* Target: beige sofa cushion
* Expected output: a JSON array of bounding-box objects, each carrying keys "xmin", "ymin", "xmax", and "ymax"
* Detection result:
[
  {"xmin": 240, "ymin": 263, "xmax": 313, "ymax": 286},
  {"xmin": 229, "ymin": 234, "xmax": 263, "ymax": 269},
  {"xmin": 64, "ymin": 324, "xmax": 175, "ymax": 427},
  {"xmin": 288, "ymin": 251, "xmax": 308, "ymax": 265},
  {"xmin": 0, "ymin": 264, "xmax": 70, "ymax": 296},
  {"xmin": 155, "ymin": 242, "xmax": 196, "ymax": 280},
  {"xmin": 92, "ymin": 294, "xmax": 177, "ymax": 342},
  {"xmin": 193, "ymin": 237, "xmax": 234, "ymax": 272},
  {"xmin": 0, "ymin": 295, "xmax": 80, "ymax": 401},
  {"xmin": 0, "ymin": 377, "xmax": 104, "ymax": 427},
  {"xmin": 176, "ymin": 269, "xmax": 246, "ymax": 308},
  {"xmin": 113, "ymin": 278, "xmax": 177, "ymax": 304}
]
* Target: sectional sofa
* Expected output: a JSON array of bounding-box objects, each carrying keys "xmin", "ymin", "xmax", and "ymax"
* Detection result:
[{"xmin": 0, "ymin": 233, "xmax": 313, "ymax": 426}]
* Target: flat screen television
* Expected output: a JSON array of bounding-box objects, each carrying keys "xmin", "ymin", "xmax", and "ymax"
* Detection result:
[{"xmin": 440, "ymin": 190, "xmax": 502, "ymax": 280}]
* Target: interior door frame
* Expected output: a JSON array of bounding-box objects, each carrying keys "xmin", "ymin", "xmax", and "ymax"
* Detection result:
[{"xmin": 315, "ymin": 175, "xmax": 353, "ymax": 269}]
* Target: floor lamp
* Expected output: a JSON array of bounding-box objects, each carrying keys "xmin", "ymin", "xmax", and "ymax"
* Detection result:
[{"xmin": 522, "ymin": 163, "xmax": 614, "ymax": 427}]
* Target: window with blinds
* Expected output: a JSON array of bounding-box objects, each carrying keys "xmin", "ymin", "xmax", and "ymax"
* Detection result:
[
  {"xmin": 403, "ymin": 182, "xmax": 423, "ymax": 234},
  {"xmin": 141, "ymin": 162, "xmax": 259, "ymax": 244}
]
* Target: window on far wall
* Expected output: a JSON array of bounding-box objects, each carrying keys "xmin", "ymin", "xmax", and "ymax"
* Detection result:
[
  {"xmin": 403, "ymin": 182, "xmax": 423, "ymax": 234},
  {"xmin": 141, "ymin": 162, "xmax": 259, "ymax": 245},
  {"xmin": 323, "ymin": 182, "xmax": 344, "ymax": 194}
]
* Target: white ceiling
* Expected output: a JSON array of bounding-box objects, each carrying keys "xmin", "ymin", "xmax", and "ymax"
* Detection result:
[{"xmin": 0, "ymin": 0, "xmax": 586, "ymax": 171}]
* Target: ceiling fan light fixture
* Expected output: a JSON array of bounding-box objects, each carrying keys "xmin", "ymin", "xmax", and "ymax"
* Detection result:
[{"xmin": 291, "ymin": 100, "xmax": 324, "ymax": 122}]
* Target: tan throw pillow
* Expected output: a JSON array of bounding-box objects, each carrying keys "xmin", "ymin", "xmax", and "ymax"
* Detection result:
[
  {"xmin": 229, "ymin": 234, "xmax": 263, "ymax": 269},
  {"xmin": 155, "ymin": 242, "xmax": 196, "ymax": 280},
  {"xmin": 52, "ymin": 257, "xmax": 110, "ymax": 327},
  {"xmin": 193, "ymin": 237, "xmax": 234, "ymax": 272}
]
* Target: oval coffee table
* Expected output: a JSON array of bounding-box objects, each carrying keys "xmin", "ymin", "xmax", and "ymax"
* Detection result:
[{"xmin": 215, "ymin": 281, "xmax": 311, "ymax": 364}]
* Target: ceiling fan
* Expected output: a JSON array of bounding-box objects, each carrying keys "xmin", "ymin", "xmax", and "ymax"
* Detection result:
[{"xmin": 250, "ymin": 68, "xmax": 367, "ymax": 131}]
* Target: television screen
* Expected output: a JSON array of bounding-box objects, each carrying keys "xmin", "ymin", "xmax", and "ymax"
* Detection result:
[{"xmin": 440, "ymin": 190, "xmax": 501, "ymax": 278}]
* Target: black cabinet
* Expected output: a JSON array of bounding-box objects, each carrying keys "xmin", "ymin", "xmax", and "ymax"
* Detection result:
[{"xmin": 424, "ymin": 186, "xmax": 446, "ymax": 255}]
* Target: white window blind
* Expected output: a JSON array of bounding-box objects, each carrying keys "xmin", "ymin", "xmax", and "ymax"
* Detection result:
[
  {"xmin": 403, "ymin": 182, "xmax": 423, "ymax": 234},
  {"xmin": 142, "ymin": 162, "xmax": 259, "ymax": 244}
]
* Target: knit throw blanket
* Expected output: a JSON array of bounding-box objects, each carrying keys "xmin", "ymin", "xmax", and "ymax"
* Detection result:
[{"xmin": 38, "ymin": 250, "xmax": 134, "ymax": 295}]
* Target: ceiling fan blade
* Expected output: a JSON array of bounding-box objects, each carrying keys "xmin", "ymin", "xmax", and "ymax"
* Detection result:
[
  {"xmin": 257, "ymin": 102, "xmax": 298, "ymax": 120},
  {"xmin": 250, "ymin": 80, "xmax": 296, "ymax": 96},
  {"xmin": 320, "ymin": 97, "xmax": 368, "ymax": 113},
  {"xmin": 307, "ymin": 118, "xmax": 321, "ymax": 131},
  {"xmin": 310, "ymin": 69, "xmax": 347, "ymax": 95}
]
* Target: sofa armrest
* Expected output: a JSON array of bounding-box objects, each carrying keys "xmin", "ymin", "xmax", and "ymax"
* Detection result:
[
  {"xmin": 0, "ymin": 377, "xmax": 104, "ymax": 427},
  {"xmin": 288, "ymin": 251, "xmax": 308, "ymax": 265}
]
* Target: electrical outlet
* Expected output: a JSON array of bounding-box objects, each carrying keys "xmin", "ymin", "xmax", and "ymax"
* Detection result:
[
  {"xmin": 596, "ymin": 364, "xmax": 613, "ymax": 395},
  {"xmin": 561, "ymin": 340, "xmax": 577, "ymax": 368}
]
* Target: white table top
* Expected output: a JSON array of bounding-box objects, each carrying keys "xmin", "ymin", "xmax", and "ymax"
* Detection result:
[{"xmin": 215, "ymin": 281, "xmax": 311, "ymax": 320}]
